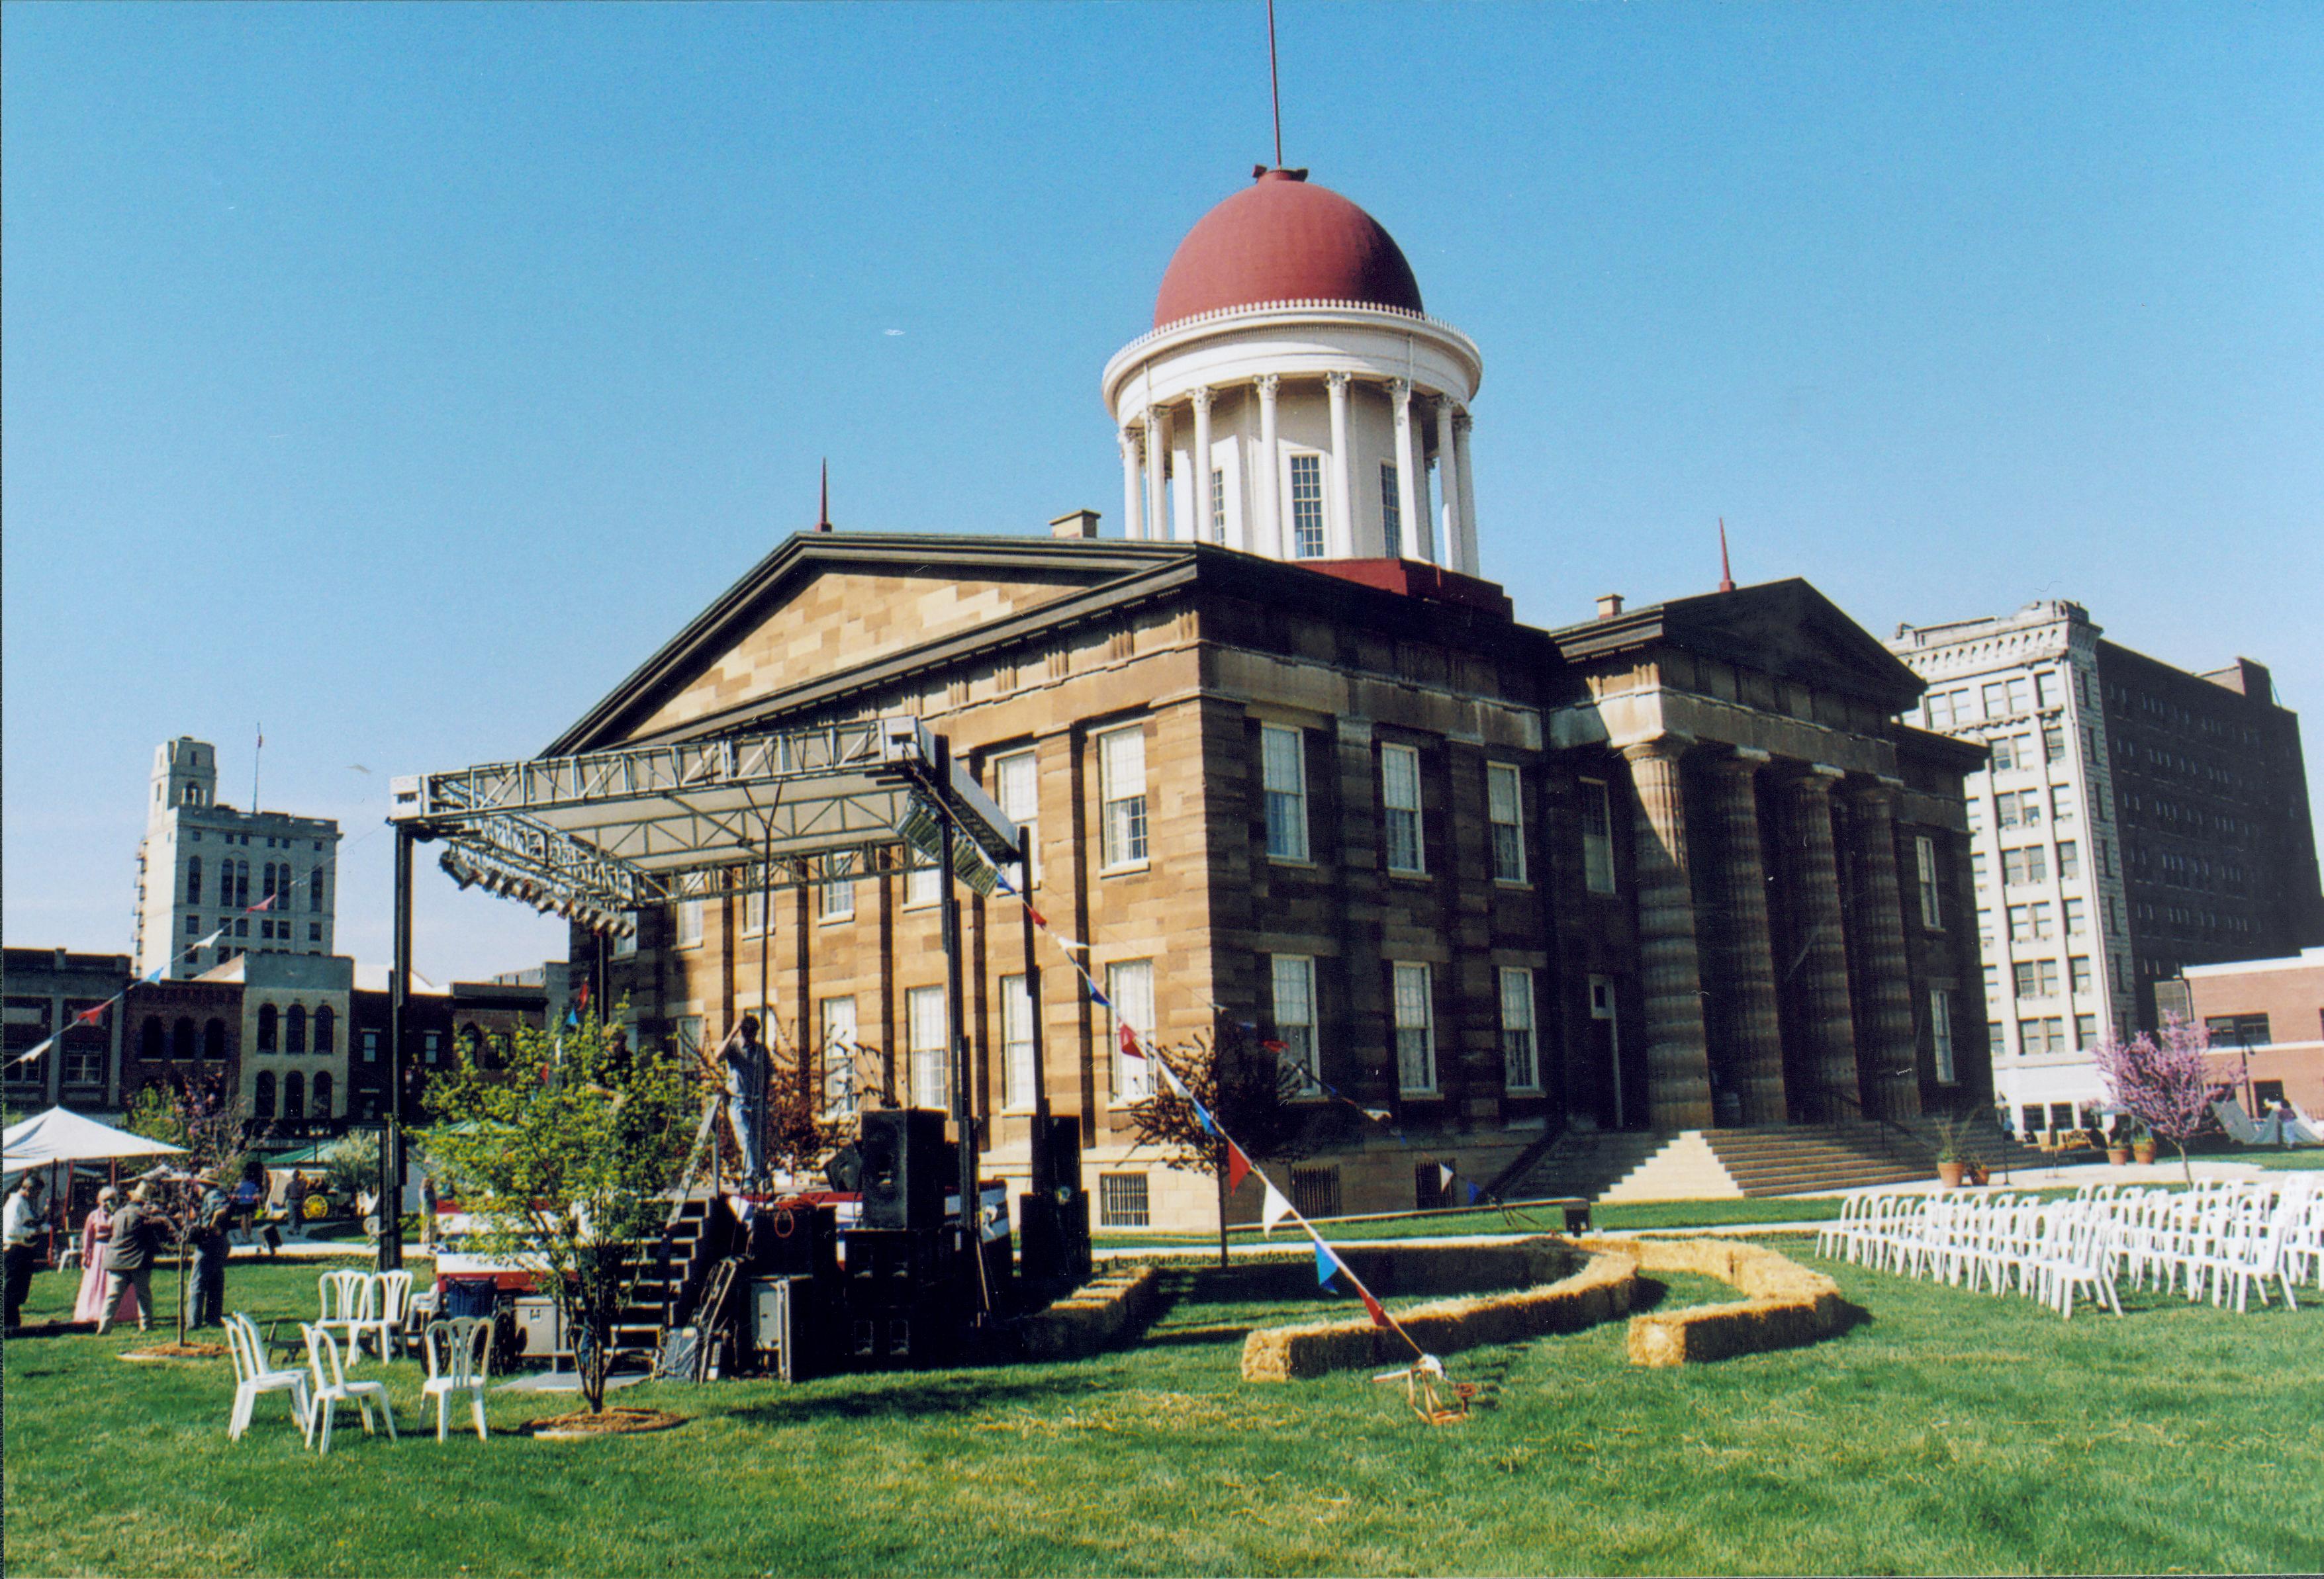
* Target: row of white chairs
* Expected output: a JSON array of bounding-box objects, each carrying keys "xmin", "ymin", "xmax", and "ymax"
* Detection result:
[
  {"xmin": 225, "ymin": 1309, "xmax": 492, "ymax": 1452},
  {"xmin": 1817, "ymin": 1179, "xmax": 2321, "ymax": 1320}
]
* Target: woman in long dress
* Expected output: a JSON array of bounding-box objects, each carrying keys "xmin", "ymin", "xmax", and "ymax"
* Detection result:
[{"xmin": 73, "ymin": 1187, "xmax": 140, "ymax": 1326}]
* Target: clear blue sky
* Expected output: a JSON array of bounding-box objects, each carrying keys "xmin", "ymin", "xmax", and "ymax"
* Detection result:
[{"xmin": 6, "ymin": 2, "xmax": 2319, "ymax": 983}]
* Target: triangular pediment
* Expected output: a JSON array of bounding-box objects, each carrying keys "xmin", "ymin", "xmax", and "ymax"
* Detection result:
[
  {"xmin": 547, "ymin": 533, "xmax": 1189, "ymax": 754},
  {"xmin": 1550, "ymin": 578, "xmax": 1923, "ymax": 711}
]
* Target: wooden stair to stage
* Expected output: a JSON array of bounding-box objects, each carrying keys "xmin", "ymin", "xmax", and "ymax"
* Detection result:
[
  {"xmin": 1506, "ymin": 1117, "xmax": 2064, "ymax": 1204},
  {"xmin": 609, "ymin": 1195, "xmax": 723, "ymax": 1361}
]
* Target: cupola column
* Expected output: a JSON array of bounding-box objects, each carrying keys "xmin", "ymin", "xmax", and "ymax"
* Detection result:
[
  {"xmin": 1143, "ymin": 406, "xmax": 1171, "ymax": 544},
  {"xmin": 1434, "ymin": 398, "xmax": 1464, "ymax": 570},
  {"xmin": 1119, "ymin": 428, "xmax": 1144, "ymax": 541},
  {"xmin": 1189, "ymin": 386, "xmax": 1215, "ymax": 545},
  {"xmin": 1325, "ymin": 372, "xmax": 1355, "ymax": 557},
  {"xmin": 1391, "ymin": 380, "xmax": 1425, "ymax": 561},
  {"xmin": 1255, "ymin": 375, "xmax": 1282, "ymax": 559},
  {"xmin": 1453, "ymin": 413, "xmax": 1479, "ymax": 575}
]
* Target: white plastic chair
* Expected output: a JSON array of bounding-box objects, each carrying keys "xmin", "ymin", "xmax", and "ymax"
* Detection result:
[
  {"xmin": 420, "ymin": 1317, "xmax": 492, "ymax": 1443},
  {"xmin": 301, "ymin": 1323, "xmax": 397, "ymax": 1453},
  {"xmin": 316, "ymin": 1269, "xmax": 376, "ymax": 1362},
  {"xmin": 361, "ymin": 1271, "xmax": 416, "ymax": 1361},
  {"xmin": 224, "ymin": 1313, "xmax": 311, "ymax": 1441}
]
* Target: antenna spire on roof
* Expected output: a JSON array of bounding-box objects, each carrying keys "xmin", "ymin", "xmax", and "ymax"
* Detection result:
[
  {"xmin": 1717, "ymin": 517, "xmax": 1736, "ymax": 593},
  {"xmin": 1267, "ymin": 0, "xmax": 1283, "ymax": 170},
  {"xmin": 817, "ymin": 459, "xmax": 831, "ymax": 532}
]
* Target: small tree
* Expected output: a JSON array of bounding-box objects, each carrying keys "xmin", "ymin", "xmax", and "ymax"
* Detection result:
[
  {"xmin": 124, "ymin": 1075, "xmax": 255, "ymax": 1185},
  {"xmin": 1127, "ymin": 1025, "xmax": 1315, "ymax": 1267},
  {"xmin": 422, "ymin": 1009, "xmax": 699, "ymax": 1413},
  {"xmin": 2092, "ymin": 1013, "xmax": 2217, "ymax": 1185}
]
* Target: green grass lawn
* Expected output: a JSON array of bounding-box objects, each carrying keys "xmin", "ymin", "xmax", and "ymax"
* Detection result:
[{"xmin": 5, "ymin": 1243, "xmax": 2320, "ymax": 1577}]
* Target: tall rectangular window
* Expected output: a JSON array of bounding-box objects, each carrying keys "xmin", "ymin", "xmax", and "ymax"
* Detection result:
[
  {"xmin": 904, "ymin": 858, "xmax": 941, "ymax": 908},
  {"xmin": 819, "ymin": 996, "xmax": 859, "ymax": 1115},
  {"xmin": 906, "ymin": 985, "xmax": 947, "ymax": 1110},
  {"xmin": 1379, "ymin": 462, "xmax": 1401, "ymax": 546},
  {"xmin": 1487, "ymin": 762, "xmax": 1527, "ymax": 884},
  {"xmin": 613, "ymin": 919, "xmax": 637, "ymax": 959},
  {"xmin": 994, "ymin": 749, "xmax": 1039, "ymax": 886},
  {"xmin": 2051, "ymin": 784, "xmax": 2078, "ymax": 823},
  {"xmin": 676, "ymin": 899, "xmax": 704, "ymax": 948},
  {"xmin": 1288, "ymin": 454, "xmax": 1325, "ymax": 558},
  {"xmin": 1261, "ymin": 724, "xmax": 1309, "ymax": 862},
  {"xmin": 674, "ymin": 1015, "xmax": 704, "ymax": 1057},
  {"xmin": 2036, "ymin": 670, "xmax": 2063, "ymax": 709},
  {"xmin": 1098, "ymin": 727, "xmax": 1148, "ymax": 869},
  {"xmin": 1211, "ymin": 469, "xmax": 1226, "ymax": 543},
  {"xmin": 1581, "ymin": 779, "xmax": 1616, "ymax": 893},
  {"xmin": 1001, "ymin": 973, "xmax": 1035, "ymax": 1110},
  {"xmin": 2069, "ymin": 955, "xmax": 2094, "ymax": 995},
  {"xmin": 1392, "ymin": 962, "xmax": 1436, "ymax": 1093},
  {"xmin": 2074, "ymin": 1013, "xmax": 2098, "ymax": 1051},
  {"xmin": 1381, "ymin": 743, "xmax": 1424, "ymax": 874},
  {"xmin": 2056, "ymin": 839, "xmax": 2080, "ymax": 880},
  {"xmin": 1107, "ymin": 959, "xmax": 1154, "ymax": 1102},
  {"xmin": 742, "ymin": 887, "xmax": 767, "ymax": 936},
  {"xmin": 1270, "ymin": 954, "xmax": 1319, "ymax": 1094},
  {"xmin": 2063, "ymin": 897, "xmax": 2088, "ymax": 936},
  {"xmin": 1931, "ymin": 989, "xmax": 1957, "ymax": 1084},
  {"xmin": 361, "ymin": 1029, "xmax": 380, "ymax": 1064},
  {"xmin": 2006, "ymin": 677, "xmax": 2032, "ymax": 713},
  {"xmin": 1499, "ymin": 967, "xmax": 1539, "ymax": 1091},
  {"xmin": 2043, "ymin": 723, "xmax": 2067, "ymax": 763},
  {"xmin": 1982, "ymin": 682, "xmax": 2007, "ymax": 719},
  {"xmin": 1914, "ymin": 835, "xmax": 1942, "ymax": 928},
  {"xmin": 819, "ymin": 857, "xmax": 856, "ymax": 921}
]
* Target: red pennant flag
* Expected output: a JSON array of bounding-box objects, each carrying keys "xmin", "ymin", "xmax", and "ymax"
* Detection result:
[
  {"xmin": 1117, "ymin": 1022, "xmax": 1144, "ymax": 1060},
  {"xmin": 248, "ymin": 894, "xmax": 275, "ymax": 913},
  {"xmin": 576, "ymin": 981, "xmax": 591, "ymax": 1011},
  {"xmin": 73, "ymin": 1003, "xmax": 107, "ymax": 1026},
  {"xmin": 1227, "ymin": 1142, "xmax": 1252, "ymax": 1194},
  {"xmin": 1360, "ymin": 1288, "xmax": 1390, "ymax": 1329},
  {"xmin": 1026, "ymin": 906, "xmax": 1048, "ymax": 929}
]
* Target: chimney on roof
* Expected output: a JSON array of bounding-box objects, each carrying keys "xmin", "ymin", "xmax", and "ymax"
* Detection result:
[
  {"xmin": 1596, "ymin": 593, "xmax": 1625, "ymax": 620},
  {"xmin": 1050, "ymin": 508, "xmax": 1101, "ymax": 541}
]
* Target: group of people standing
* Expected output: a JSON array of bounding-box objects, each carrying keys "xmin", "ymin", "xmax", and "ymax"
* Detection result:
[{"xmin": 2, "ymin": 1168, "xmax": 235, "ymax": 1335}]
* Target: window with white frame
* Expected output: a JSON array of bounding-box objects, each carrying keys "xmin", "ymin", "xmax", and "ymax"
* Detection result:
[
  {"xmin": 1381, "ymin": 743, "xmax": 1424, "ymax": 874},
  {"xmin": 1392, "ymin": 962, "xmax": 1436, "ymax": 1093},
  {"xmin": 906, "ymin": 985, "xmax": 947, "ymax": 1110},
  {"xmin": 1211, "ymin": 469, "xmax": 1227, "ymax": 544},
  {"xmin": 1499, "ymin": 967, "xmax": 1539, "ymax": 1091},
  {"xmin": 1270, "ymin": 954, "xmax": 1319, "ymax": 1094},
  {"xmin": 676, "ymin": 899, "xmax": 704, "ymax": 948},
  {"xmin": 1107, "ymin": 958, "xmax": 1154, "ymax": 1102},
  {"xmin": 904, "ymin": 855, "xmax": 941, "ymax": 908},
  {"xmin": 1097, "ymin": 726, "xmax": 1148, "ymax": 869},
  {"xmin": 1001, "ymin": 973, "xmax": 1035, "ymax": 1110},
  {"xmin": 820, "ymin": 855, "xmax": 856, "ymax": 921},
  {"xmin": 1931, "ymin": 989, "xmax": 1957, "ymax": 1083},
  {"xmin": 2063, "ymin": 897, "xmax": 2088, "ymax": 936},
  {"xmin": 1487, "ymin": 762, "xmax": 1526, "ymax": 883},
  {"xmin": 819, "ymin": 996, "xmax": 858, "ymax": 1114},
  {"xmin": 1914, "ymin": 835, "xmax": 1942, "ymax": 929},
  {"xmin": 1580, "ymin": 778, "xmax": 1616, "ymax": 893},
  {"xmin": 993, "ymin": 749, "xmax": 1039, "ymax": 886},
  {"xmin": 1287, "ymin": 453, "xmax": 1325, "ymax": 559},
  {"xmin": 742, "ymin": 887, "xmax": 767, "ymax": 936},
  {"xmin": 1261, "ymin": 724, "xmax": 1309, "ymax": 862},
  {"xmin": 1379, "ymin": 463, "xmax": 1401, "ymax": 547},
  {"xmin": 673, "ymin": 1015, "xmax": 704, "ymax": 1058},
  {"xmin": 613, "ymin": 918, "xmax": 638, "ymax": 959}
]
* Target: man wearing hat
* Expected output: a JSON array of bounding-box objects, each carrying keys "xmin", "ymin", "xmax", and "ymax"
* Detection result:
[
  {"xmin": 189, "ymin": 1168, "xmax": 233, "ymax": 1328},
  {"xmin": 4, "ymin": 1173, "xmax": 50, "ymax": 1332}
]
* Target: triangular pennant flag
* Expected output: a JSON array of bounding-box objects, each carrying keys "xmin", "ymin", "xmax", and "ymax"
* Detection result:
[
  {"xmin": 993, "ymin": 871, "xmax": 1015, "ymax": 895},
  {"xmin": 195, "ymin": 928, "xmax": 226, "ymax": 952},
  {"xmin": 1158, "ymin": 1060, "xmax": 1191, "ymax": 1099},
  {"xmin": 1465, "ymin": 1181, "xmax": 1482, "ymax": 1204},
  {"xmin": 1260, "ymin": 1038, "xmax": 1287, "ymax": 1053},
  {"xmin": 248, "ymin": 894, "xmax": 275, "ymax": 913},
  {"xmin": 1439, "ymin": 1164, "xmax": 1455, "ymax": 1192},
  {"xmin": 1360, "ymin": 1287, "xmax": 1390, "ymax": 1329},
  {"xmin": 1087, "ymin": 986, "xmax": 1109, "ymax": 1009},
  {"xmin": 73, "ymin": 1003, "xmax": 108, "ymax": 1026},
  {"xmin": 1025, "ymin": 905, "xmax": 1048, "ymax": 929},
  {"xmin": 141, "ymin": 966, "xmax": 166, "ymax": 985},
  {"xmin": 1313, "ymin": 1239, "xmax": 1338, "ymax": 1288},
  {"xmin": 12, "ymin": 1035, "xmax": 56, "ymax": 1067},
  {"xmin": 1262, "ymin": 1181, "xmax": 1294, "ymax": 1237},
  {"xmin": 1193, "ymin": 1101, "xmax": 1217, "ymax": 1136},
  {"xmin": 576, "ymin": 981, "xmax": 591, "ymax": 1011},
  {"xmin": 1362, "ymin": 1107, "xmax": 1390, "ymax": 1123},
  {"xmin": 1226, "ymin": 1142, "xmax": 1252, "ymax": 1195},
  {"xmin": 1054, "ymin": 934, "xmax": 1090, "ymax": 953},
  {"xmin": 1116, "ymin": 1022, "xmax": 1144, "ymax": 1060}
]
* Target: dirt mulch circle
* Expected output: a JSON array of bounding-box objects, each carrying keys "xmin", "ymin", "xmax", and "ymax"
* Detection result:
[
  {"xmin": 524, "ymin": 1406, "xmax": 687, "ymax": 1440},
  {"xmin": 121, "ymin": 1341, "xmax": 229, "ymax": 1362}
]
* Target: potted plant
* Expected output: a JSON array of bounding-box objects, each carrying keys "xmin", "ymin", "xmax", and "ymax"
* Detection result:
[
  {"xmin": 1965, "ymin": 1153, "xmax": 1991, "ymax": 1188},
  {"xmin": 1933, "ymin": 1115, "xmax": 1967, "ymax": 1189},
  {"xmin": 2106, "ymin": 1126, "xmax": 2131, "ymax": 1165},
  {"xmin": 2131, "ymin": 1123, "xmax": 2158, "ymax": 1166}
]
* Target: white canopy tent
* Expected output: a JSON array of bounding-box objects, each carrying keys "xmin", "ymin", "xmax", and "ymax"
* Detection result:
[{"xmin": 4, "ymin": 1107, "xmax": 186, "ymax": 1179}]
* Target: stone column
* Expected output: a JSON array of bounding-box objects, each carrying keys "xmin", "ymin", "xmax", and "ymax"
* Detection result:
[
  {"xmin": 1845, "ymin": 778, "xmax": 1924, "ymax": 1122},
  {"xmin": 1143, "ymin": 405, "xmax": 1170, "ymax": 543},
  {"xmin": 1189, "ymin": 386, "xmax": 1215, "ymax": 544},
  {"xmin": 1391, "ymin": 379, "xmax": 1424, "ymax": 561},
  {"xmin": 1119, "ymin": 426, "xmax": 1144, "ymax": 541},
  {"xmin": 1776, "ymin": 766, "xmax": 1861, "ymax": 1122},
  {"xmin": 1452, "ymin": 412, "xmax": 1479, "ymax": 575},
  {"xmin": 1704, "ymin": 751, "xmax": 1789, "ymax": 1127},
  {"xmin": 1434, "ymin": 398, "xmax": 1463, "ymax": 570},
  {"xmin": 1255, "ymin": 374, "xmax": 1282, "ymax": 559},
  {"xmin": 1324, "ymin": 372, "xmax": 1354, "ymax": 557},
  {"xmin": 1620, "ymin": 736, "xmax": 1714, "ymax": 1129}
]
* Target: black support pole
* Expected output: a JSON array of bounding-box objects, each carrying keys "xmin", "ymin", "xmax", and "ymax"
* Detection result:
[
  {"xmin": 1022, "ymin": 830, "xmax": 1048, "ymax": 1193},
  {"xmin": 378, "ymin": 823, "xmax": 414, "ymax": 1273},
  {"xmin": 935, "ymin": 736, "xmax": 978, "ymax": 1317}
]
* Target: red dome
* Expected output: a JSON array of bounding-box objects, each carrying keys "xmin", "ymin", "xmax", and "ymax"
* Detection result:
[{"xmin": 1152, "ymin": 169, "xmax": 1424, "ymax": 330}]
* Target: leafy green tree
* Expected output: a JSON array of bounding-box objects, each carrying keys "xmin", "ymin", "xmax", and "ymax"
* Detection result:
[{"xmin": 422, "ymin": 1008, "xmax": 701, "ymax": 1413}]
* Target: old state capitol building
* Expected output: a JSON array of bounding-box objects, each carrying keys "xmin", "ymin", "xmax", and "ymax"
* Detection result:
[{"xmin": 569, "ymin": 167, "xmax": 1993, "ymax": 1229}]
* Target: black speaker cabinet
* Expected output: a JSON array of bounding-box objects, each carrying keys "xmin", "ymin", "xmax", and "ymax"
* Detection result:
[
  {"xmin": 748, "ymin": 1201, "xmax": 840, "ymax": 1282},
  {"xmin": 1035, "ymin": 1114, "xmax": 1084, "ymax": 1208},
  {"xmin": 859, "ymin": 1107, "xmax": 950, "ymax": 1231},
  {"xmin": 843, "ymin": 1226, "xmax": 952, "ymax": 1308}
]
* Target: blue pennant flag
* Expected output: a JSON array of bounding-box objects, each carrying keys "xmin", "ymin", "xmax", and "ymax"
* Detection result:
[
  {"xmin": 1193, "ymin": 1101, "xmax": 1217, "ymax": 1136},
  {"xmin": 994, "ymin": 871, "xmax": 1015, "ymax": 896},
  {"xmin": 1313, "ymin": 1240, "xmax": 1338, "ymax": 1288},
  {"xmin": 1465, "ymin": 1182, "xmax": 1482, "ymax": 1204},
  {"xmin": 1088, "ymin": 987, "xmax": 1110, "ymax": 1010}
]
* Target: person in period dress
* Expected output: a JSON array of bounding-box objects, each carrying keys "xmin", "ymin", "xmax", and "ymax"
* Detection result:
[{"xmin": 73, "ymin": 1186, "xmax": 143, "ymax": 1326}]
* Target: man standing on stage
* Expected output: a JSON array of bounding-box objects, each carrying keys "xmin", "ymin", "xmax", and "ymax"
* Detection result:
[{"xmin": 721, "ymin": 1015, "xmax": 769, "ymax": 1189}]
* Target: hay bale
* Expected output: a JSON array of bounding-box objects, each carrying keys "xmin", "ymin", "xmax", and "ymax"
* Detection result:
[
  {"xmin": 1573, "ymin": 1236, "xmax": 1849, "ymax": 1367},
  {"xmin": 1017, "ymin": 1264, "xmax": 1163, "ymax": 1361}
]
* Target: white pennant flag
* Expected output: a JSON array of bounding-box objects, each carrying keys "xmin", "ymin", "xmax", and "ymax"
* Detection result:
[
  {"xmin": 12, "ymin": 1034, "xmax": 56, "ymax": 1067},
  {"xmin": 1158, "ymin": 1060, "xmax": 1191, "ymax": 1100},
  {"xmin": 1262, "ymin": 1181, "xmax": 1295, "ymax": 1238},
  {"xmin": 1439, "ymin": 1163, "xmax": 1455, "ymax": 1192}
]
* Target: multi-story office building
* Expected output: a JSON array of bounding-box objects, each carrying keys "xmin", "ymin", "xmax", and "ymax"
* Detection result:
[
  {"xmin": 1888, "ymin": 602, "xmax": 2323, "ymax": 1136},
  {"xmin": 2, "ymin": 948, "xmax": 130, "ymax": 1115},
  {"xmin": 132, "ymin": 737, "xmax": 342, "ymax": 979}
]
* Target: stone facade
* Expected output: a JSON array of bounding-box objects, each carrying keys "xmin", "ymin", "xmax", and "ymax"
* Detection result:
[{"xmin": 556, "ymin": 533, "xmax": 1991, "ymax": 1230}]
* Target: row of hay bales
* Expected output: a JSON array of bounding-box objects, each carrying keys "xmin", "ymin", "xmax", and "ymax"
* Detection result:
[
  {"xmin": 1240, "ymin": 1238, "xmax": 1635, "ymax": 1381},
  {"xmin": 1015, "ymin": 1264, "xmax": 1164, "ymax": 1362},
  {"xmin": 1573, "ymin": 1235, "xmax": 1849, "ymax": 1368},
  {"xmin": 1238, "ymin": 1235, "xmax": 1849, "ymax": 1380}
]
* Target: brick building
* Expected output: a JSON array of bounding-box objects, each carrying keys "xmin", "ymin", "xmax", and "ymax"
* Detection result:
[
  {"xmin": 3, "ymin": 948, "xmax": 130, "ymax": 1116},
  {"xmin": 2164, "ymin": 947, "xmax": 2324, "ymax": 1118}
]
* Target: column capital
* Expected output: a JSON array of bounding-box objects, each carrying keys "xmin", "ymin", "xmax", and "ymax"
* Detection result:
[
  {"xmin": 1389, "ymin": 377, "xmax": 1413, "ymax": 406},
  {"xmin": 1144, "ymin": 403, "xmax": 1168, "ymax": 428},
  {"xmin": 1188, "ymin": 384, "xmax": 1213, "ymax": 414},
  {"xmin": 1619, "ymin": 733, "xmax": 1696, "ymax": 766},
  {"xmin": 1254, "ymin": 372, "xmax": 1281, "ymax": 399},
  {"xmin": 1117, "ymin": 427, "xmax": 1140, "ymax": 455},
  {"xmin": 1323, "ymin": 369, "xmax": 1353, "ymax": 396},
  {"xmin": 1452, "ymin": 410, "xmax": 1473, "ymax": 435},
  {"xmin": 1436, "ymin": 394, "xmax": 1462, "ymax": 418}
]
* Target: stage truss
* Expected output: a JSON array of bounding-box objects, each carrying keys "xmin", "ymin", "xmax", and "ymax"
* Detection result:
[{"xmin": 389, "ymin": 717, "xmax": 1022, "ymax": 933}]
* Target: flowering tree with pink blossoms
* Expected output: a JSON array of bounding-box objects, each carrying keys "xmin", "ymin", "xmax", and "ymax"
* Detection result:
[{"xmin": 2091, "ymin": 1013, "xmax": 2217, "ymax": 1184}]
